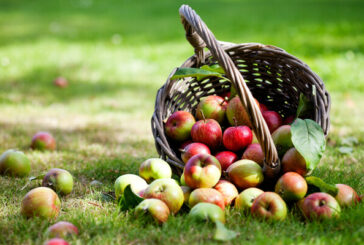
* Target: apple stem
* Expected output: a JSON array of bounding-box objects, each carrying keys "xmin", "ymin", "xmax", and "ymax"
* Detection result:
[
  {"xmin": 200, "ymin": 110, "xmax": 206, "ymax": 122},
  {"xmin": 178, "ymin": 148, "xmax": 186, "ymax": 153}
]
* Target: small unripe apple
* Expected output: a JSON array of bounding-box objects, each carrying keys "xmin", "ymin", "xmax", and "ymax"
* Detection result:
[
  {"xmin": 21, "ymin": 187, "xmax": 61, "ymax": 219},
  {"xmin": 188, "ymin": 203, "xmax": 225, "ymax": 223},
  {"xmin": 47, "ymin": 221, "xmax": 78, "ymax": 238},
  {"xmin": 0, "ymin": 149, "xmax": 31, "ymax": 177},
  {"xmin": 31, "ymin": 132, "xmax": 56, "ymax": 151},
  {"xmin": 114, "ymin": 174, "xmax": 148, "ymax": 199},
  {"xmin": 275, "ymin": 172, "xmax": 307, "ymax": 202},
  {"xmin": 235, "ymin": 187, "xmax": 264, "ymax": 212},
  {"xmin": 42, "ymin": 168, "xmax": 74, "ymax": 195},
  {"xmin": 139, "ymin": 158, "xmax": 172, "ymax": 183},
  {"xmin": 135, "ymin": 199, "xmax": 170, "ymax": 224}
]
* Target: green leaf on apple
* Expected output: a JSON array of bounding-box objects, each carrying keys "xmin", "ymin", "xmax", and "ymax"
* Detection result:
[
  {"xmin": 213, "ymin": 221, "xmax": 238, "ymax": 241},
  {"xmin": 305, "ymin": 176, "xmax": 339, "ymax": 196},
  {"xmin": 20, "ymin": 174, "xmax": 45, "ymax": 191},
  {"xmin": 170, "ymin": 66, "xmax": 225, "ymax": 81},
  {"xmin": 296, "ymin": 93, "xmax": 314, "ymax": 119},
  {"xmin": 118, "ymin": 184, "xmax": 144, "ymax": 211},
  {"xmin": 291, "ymin": 118, "xmax": 326, "ymax": 172}
]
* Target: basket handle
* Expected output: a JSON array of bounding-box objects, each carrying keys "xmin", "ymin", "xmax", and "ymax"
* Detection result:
[{"xmin": 179, "ymin": 5, "xmax": 280, "ymax": 177}]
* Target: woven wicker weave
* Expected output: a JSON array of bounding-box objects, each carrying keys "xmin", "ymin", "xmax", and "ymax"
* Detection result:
[{"xmin": 151, "ymin": 5, "xmax": 330, "ymax": 177}]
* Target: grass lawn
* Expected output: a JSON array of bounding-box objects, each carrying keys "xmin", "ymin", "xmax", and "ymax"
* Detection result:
[{"xmin": 0, "ymin": 0, "xmax": 363, "ymax": 244}]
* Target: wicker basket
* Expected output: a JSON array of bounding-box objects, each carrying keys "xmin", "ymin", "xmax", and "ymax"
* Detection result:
[{"xmin": 151, "ymin": 5, "xmax": 330, "ymax": 178}]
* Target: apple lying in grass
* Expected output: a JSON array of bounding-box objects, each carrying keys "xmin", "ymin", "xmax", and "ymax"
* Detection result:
[
  {"xmin": 251, "ymin": 192, "xmax": 287, "ymax": 221},
  {"xmin": 195, "ymin": 95, "xmax": 227, "ymax": 123},
  {"xmin": 242, "ymin": 143, "xmax": 265, "ymax": 167},
  {"xmin": 262, "ymin": 111, "xmax": 282, "ymax": 133},
  {"xmin": 184, "ymin": 153, "xmax": 221, "ymax": 189},
  {"xmin": 301, "ymin": 192, "xmax": 341, "ymax": 220},
  {"xmin": 226, "ymin": 96, "xmax": 259, "ymax": 127},
  {"xmin": 335, "ymin": 184, "xmax": 360, "ymax": 208},
  {"xmin": 44, "ymin": 238, "xmax": 69, "ymax": 245},
  {"xmin": 188, "ymin": 203, "xmax": 225, "ymax": 223},
  {"xmin": 0, "ymin": 149, "xmax": 31, "ymax": 177},
  {"xmin": 282, "ymin": 148, "xmax": 308, "ymax": 176},
  {"xmin": 214, "ymin": 151, "xmax": 238, "ymax": 171},
  {"xmin": 272, "ymin": 125, "xmax": 293, "ymax": 157},
  {"xmin": 191, "ymin": 119, "xmax": 222, "ymax": 150},
  {"xmin": 223, "ymin": 126, "xmax": 252, "ymax": 152},
  {"xmin": 181, "ymin": 143, "xmax": 211, "ymax": 163},
  {"xmin": 21, "ymin": 187, "xmax": 61, "ymax": 219},
  {"xmin": 165, "ymin": 111, "xmax": 195, "ymax": 142},
  {"xmin": 189, "ymin": 188, "xmax": 225, "ymax": 210},
  {"xmin": 143, "ymin": 178, "xmax": 184, "ymax": 214},
  {"xmin": 214, "ymin": 180, "xmax": 238, "ymax": 206},
  {"xmin": 139, "ymin": 158, "xmax": 172, "ymax": 183},
  {"xmin": 47, "ymin": 221, "xmax": 78, "ymax": 238},
  {"xmin": 31, "ymin": 132, "xmax": 56, "ymax": 151},
  {"xmin": 234, "ymin": 187, "xmax": 264, "ymax": 212},
  {"xmin": 227, "ymin": 160, "xmax": 263, "ymax": 189},
  {"xmin": 275, "ymin": 172, "xmax": 307, "ymax": 202},
  {"xmin": 114, "ymin": 174, "xmax": 148, "ymax": 199},
  {"xmin": 42, "ymin": 168, "xmax": 74, "ymax": 195},
  {"xmin": 135, "ymin": 198, "xmax": 170, "ymax": 224},
  {"xmin": 53, "ymin": 77, "xmax": 68, "ymax": 88}
]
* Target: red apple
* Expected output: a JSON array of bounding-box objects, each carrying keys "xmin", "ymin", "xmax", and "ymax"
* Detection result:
[
  {"xmin": 164, "ymin": 111, "xmax": 196, "ymax": 142},
  {"xmin": 53, "ymin": 77, "xmax": 68, "ymax": 88},
  {"xmin": 181, "ymin": 143, "xmax": 211, "ymax": 163},
  {"xmin": 47, "ymin": 221, "xmax": 78, "ymax": 238},
  {"xmin": 184, "ymin": 153, "xmax": 221, "ymax": 189},
  {"xmin": 214, "ymin": 180, "xmax": 238, "ymax": 206},
  {"xmin": 180, "ymin": 140, "xmax": 193, "ymax": 150},
  {"xmin": 262, "ymin": 111, "xmax": 282, "ymax": 133},
  {"xmin": 260, "ymin": 103, "xmax": 268, "ymax": 112},
  {"xmin": 283, "ymin": 115, "xmax": 295, "ymax": 125},
  {"xmin": 226, "ymin": 96, "xmax": 260, "ymax": 127},
  {"xmin": 335, "ymin": 184, "xmax": 360, "ymax": 208},
  {"xmin": 21, "ymin": 187, "xmax": 61, "ymax": 219},
  {"xmin": 282, "ymin": 148, "xmax": 307, "ymax": 176},
  {"xmin": 139, "ymin": 158, "xmax": 172, "ymax": 183},
  {"xmin": 275, "ymin": 172, "xmax": 307, "ymax": 202},
  {"xmin": 301, "ymin": 192, "xmax": 341, "ymax": 220},
  {"xmin": 44, "ymin": 238, "xmax": 69, "ymax": 245},
  {"xmin": 251, "ymin": 192, "xmax": 287, "ymax": 221},
  {"xmin": 191, "ymin": 119, "xmax": 222, "ymax": 150},
  {"xmin": 227, "ymin": 160, "xmax": 264, "ymax": 189},
  {"xmin": 189, "ymin": 188, "xmax": 225, "ymax": 210},
  {"xmin": 214, "ymin": 151, "xmax": 238, "ymax": 171},
  {"xmin": 242, "ymin": 143, "xmax": 265, "ymax": 167},
  {"xmin": 135, "ymin": 198, "xmax": 170, "ymax": 224},
  {"xmin": 31, "ymin": 132, "xmax": 56, "ymax": 151},
  {"xmin": 188, "ymin": 203, "xmax": 225, "ymax": 223},
  {"xmin": 143, "ymin": 179, "xmax": 184, "ymax": 214},
  {"xmin": 0, "ymin": 149, "xmax": 31, "ymax": 177},
  {"xmin": 272, "ymin": 125, "xmax": 293, "ymax": 157},
  {"xmin": 223, "ymin": 126, "xmax": 253, "ymax": 152},
  {"xmin": 195, "ymin": 95, "xmax": 227, "ymax": 123},
  {"xmin": 42, "ymin": 168, "xmax": 74, "ymax": 195},
  {"xmin": 235, "ymin": 187, "xmax": 264, "ymax": 212}
]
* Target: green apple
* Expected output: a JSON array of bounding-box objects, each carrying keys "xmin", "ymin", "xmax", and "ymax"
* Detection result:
[
  {"xmin": 42, "ymin": 168, "xmax": 74, "ymax": 195},
  {"xmin": 272, "ymin": 125, "xmax": 293, "ymax": 157},
  {"xmin": 226, "ymin": 160, "xmax": 263, "ymax": 189},
  {"xmin": 234, "ymin": 187, "xmax": 264, "ymax": 212},
  {"xmin": 135, "ymin": 198, "xmax": 170, "ymax": 224},
  {"xmin": 139, "ymin": 158, "xmax": 172, "ymax": 183},
  {"xmin": 0, "ymin": 149, "xmax": 31, "ymax": 177},
  {"xmin": 189, "ymin": 203, "xmax": 225, "ymax": 223},
  {"xmin": 114, "ymin": 174, "xmax": 148, "ymax": 199}
]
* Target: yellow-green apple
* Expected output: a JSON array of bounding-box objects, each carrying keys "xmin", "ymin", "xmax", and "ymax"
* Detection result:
[
  {"xmin": 53, "ymin": 77, "xmax": 68, "ymax": 88},
  {"xmin": 226, "ymin": 96, "xmax": 260, "ymax": 127},
  {"xmin": 139, "ymin": 158, "xmax": 172, "ymax": 183},
  {"xmin": 227, "ymin": 160, "xmax": 264, "ymax": 189},
  {"xmin": 0, "ymin": 149, "xmax": 31, "ymax": 177},
  {"xmin": 214, "ymin": 180, "xmax": 238, "ymax": 206},
  {"xmin": 44, "ymin": 238, "xmax": 69, "ymax": 245},
  {"xmin": 234, "ymin": 187, "xmax": 264, "ymax": 212},
  {"xmin": 47, "ymin": 221, "xmax": 78, "ymax": 238},
  {"xmin": 188, "ymin": 203, "xmax": 225, "ymax": 223},
  {"xmin": 21, "ymin": 187, "xmax": 61, "ymax": 219},
  {"xmin": 335, "ymin": 184, "xmax": 360, "ymax": 208},
  {"xmin": 181, "ymin": 186, "xmax": 192, "ymax": 204},
  {"xmin": 262, "ymin": 111, "xmax": 282, "ymax": 133},
  {"xmin": 282, "ymin": 148, "xmax": 307, "ymax": 176},
  {"xmin": 191, "ymin": 119, "xmax": 222, "ymax": 150},
  {"xmin": 251, "ymin": 192, "xmax": 287, "ymax": 221},
  {"xmin": 189, "ymin": 188, "xmax": 225, "ymax": 210},
  {"xmin": 114, "ymin": 174, "xmax": 148, "ymax": 199},
  {"xmin": 135, "ymin": 198, "xmax": 170, "ymax": 224},
  {"xmin": 301, "ymin": 192, "xmax": 341, "ymax": 220},
  {"xmin": 223, "ymin": 126, "xmax": 253, "ymax": 152},
  {"xmin": 272, "ymin": 125, "xmax": 293, "ymax": 157},
  {"xmin": 181, "ymin": 143, "xmax": 211, "ymax": 163},
  {"xmin": 195, "ymin": 95, "xmax": 227, "ymax": 124},
  {"xmin": 242, "ymin": 143, "xmax": 265, "ymax": 167},
  {"xmin": 184, "ymin": 153, "xmax": 221, "ymax": 189},
  {"xmin": 42, "ymin": 168, "xmax": 74, "ymax": 195},
  {"xmin": 31, "ymin": 132, "xmax": 56, "ymax": 151},
  {"xmin": 143, "ymin": 178, "xmax": 184, "ymax": 214},
  {"xmin": 214, "ymin": 151, "xmax": 238, "ymax": 171},
  {"xmin": 275, "ymin": 172, "xmax": 307, "ymax": 202},
  {"xmin": 283, "ymin": 115, "xmax": 295, "ymax": 125},
  {"xmin": 165, "ymin": 111, "xmax": 196, "ymax": 142}
]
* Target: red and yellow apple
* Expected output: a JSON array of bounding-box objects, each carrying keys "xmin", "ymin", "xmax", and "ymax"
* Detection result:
[
  {"xmin": 195, "ymin": 95, "xmax": 227, "ymax": 124},
  {"xmin": 282, "ymin": 148, "xmax": 307, "ymax": 176},
  {"xmin": 251, "ymin": 192, "xmax": 287, "ymax": 221},
  {"xmin": 31, "ymin": 132, "xmax": 56, "ymax": 151},
  {"xmin": 114, "ymin": 174, "xmax": 148, "ymax": 199},
  {"xmin": 164, "ymin": 111, "xmax": 195, "ymax": 142},
  {"xmin": 47, "ymin": 221, "xmax": 78, "ymax": 238},
  {"xmin": 301, "ymin": 192, "xmax": 341, "ymax": 220},
  {"xmin": 135, "ymin": 198, "xmax": 170, "ymax": 224},
  {"xmin": 234, "ymin": 187, "xmax": 264, "ymax": 212},
  {"xmin": 191, "ymin": 119, "xmax": 222, "ymax": 150},
  {"xmin": 226, "ymin": 96, "xmax": 259, "ymax": 127},
  {"xmin": 139, "ymin": 158, "xmax": 172, "ymax": 183},
  {"xmin": 272, "ymin": 125, "xmax": 293, "ymax": 157},
  {"xmin": 335, "ymin": 184, "xmax": 360, "ymax": 208},
  {"xmin": 227, "ymin": 160, "xmax": 263, "ymax": 189},
  {"xmin": 214, "ymin": 180, "xmax": 239, "ymax": 206},
  {"xmin": 44, "ymin": 238, "xmax": 69, "ymax": 245},
  {"xmin": 181, "ymin": 143, "xmax": 211, "ymax": 164},
  {"xmin": 275, "ymin": 172, "xmax": 307, "ymax": 202},
  {"xmin": 189, "ymin": 188, "xmax": 225, "ymax": 210},
  {"xmin": 242, "ymin": 143, "xmax": 265, "ymax": 167},
  {"xmin": 42, "ymin": 168, "xmax": 74, "ymax": 195},
  {"xmin": 0, "ymin": 149, "xmax": 31, "ymax": 177}
]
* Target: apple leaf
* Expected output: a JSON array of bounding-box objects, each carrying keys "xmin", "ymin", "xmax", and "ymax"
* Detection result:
[
  {"xmin": 200, "ymin": 64, "xmax": 225, "ymax": 74},
  {"xmin": 20, "ymin": 174, "xmax": 45, "ymax": 191},
  {"xmin": 213, "ymin": 221, "xmax": 238, "ymax": 241},
  {"xmin": 118, "ymin": 185, "xmax": 144, "ymax": 211},
  {"xmin": 291, "ymin": 119, "xmax": 326, "ymax": 172},
  {"xmin": 296, "ymin": 93, "xmax": 314, "ymax": 119},
  {"xmin": 305, "ymin": 176, "xmax": 339, "ymax": 196},
  {"xmin": 170, "ymin": 66, "xmax": 225, "ymax": 81}
]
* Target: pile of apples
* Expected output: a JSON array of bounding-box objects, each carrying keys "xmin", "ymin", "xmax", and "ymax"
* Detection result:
[{"xmin": 114, "ymin": 94, "xmax": 361, "ymax": 224}]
